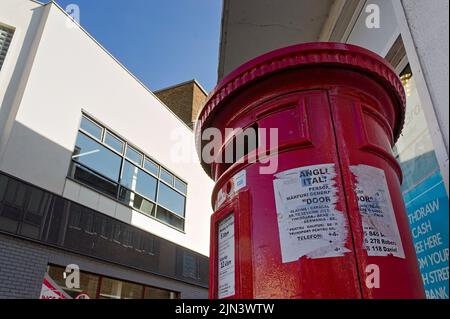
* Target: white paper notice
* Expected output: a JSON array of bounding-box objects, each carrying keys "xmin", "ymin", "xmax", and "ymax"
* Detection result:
[
  {"xmin": 273, "ymin": 164, "xmax": 350, "ymax": 263},
  {"xmin": 351, "ymin": 165, "xmax": 405, "ymax": 259},
  {"xmin": 233, "ymin": 170, "xmax": 247, "ymax": 192},
  {"xmin": 218, "ymin": 214, "xmax": 235, "ymax": 299}
]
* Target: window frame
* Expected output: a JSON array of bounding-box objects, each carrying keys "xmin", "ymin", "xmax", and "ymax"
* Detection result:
[{"xmin": 70, "ymin": 114, "xmax": 188, "ymax": 231}]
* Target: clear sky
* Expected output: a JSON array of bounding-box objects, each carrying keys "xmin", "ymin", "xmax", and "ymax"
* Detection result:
[{"xmin": 54, "ymin": 0, "xmax": 222, "ymax": 93}]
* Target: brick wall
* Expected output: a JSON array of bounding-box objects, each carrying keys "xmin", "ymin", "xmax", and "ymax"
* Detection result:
[
  {"xmin": 0, "ymin": 234, "xmax": 48, "ymax": 298},
  {"xmin": 155, "ymin": 80, "xmax": 208, "ymax": 129}
]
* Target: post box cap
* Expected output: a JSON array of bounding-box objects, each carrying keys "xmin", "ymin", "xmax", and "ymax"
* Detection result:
[{"xmin": 195, "ymin": 42, "xmax": 406, "ymax": 176}]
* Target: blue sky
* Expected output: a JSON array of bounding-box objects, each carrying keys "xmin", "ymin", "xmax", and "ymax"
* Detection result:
[{"xmin": 54, "ymin": 0, "xmax": 222, "ymax": 93}]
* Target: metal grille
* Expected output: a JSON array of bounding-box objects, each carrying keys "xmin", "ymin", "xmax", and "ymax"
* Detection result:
[{"xmin": 0, "ymin": 25, "xmax": 14, "ymax": 71}]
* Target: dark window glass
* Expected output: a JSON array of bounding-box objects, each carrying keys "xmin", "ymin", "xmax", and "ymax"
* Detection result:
[
  {"xmin": 144, "ymin": 158, "xmax": 159, "ymax": 176},
  {"xmin": 104, "ymin": 131, "xmax": 124, "ymax": 154},
  {"xmin": 121, "ymin": 281, "xmax": 143, "ymax": 299},
  {"xmin": 119, "ymin": 188, "xmax": 156, "ymax": 216},
  {"xmin": 123, "ymin": 228, "xmax": 133, "ymax": 248},
  {"xmin": 26, "ymin": 188, "xmax": 44, "ymax": 215},
  {"xmin": 72, "ymin": 164, "xmax": 118, "ymax": 198},
  {"xmin": 23, "ymin": 188, "xmax": 50, "ymax": 227},
  {"xmin": 112, "ymin": 223, "xmax": 122, "ymax": 243},
  {"xmin": 182, "ymin": 252, "xmax": 199, "ymax": 279},
  {"xmin": 120, "ymin": 161, "xmax": 157, "ymax": 201},
  {"xmin": 47, "ymin": 265, "xmax": 100, "ymax": 299},
  {"xmin": 125, "ymin": 146, "xmax": 143, "ymax": 166},
  {"xmin": 156, "ymin": 206, "xmax": 185, "ymax": 230},
  {"xmin": 157, "ymin": 183, "xmax": 185, "ymax": 217},
  {"xmin": 68, "ymin": 204, "xmax": 82, "ymax": 229},
  {"xmin": 82, "ymin": 210, "xmax": 95, "ymax": 234},
  {"xmin": 0, "ymin": 174, "xmax": 9, "ymax": 202},
  {"xmin": 80, "ymin": 116, "xmax": 102, "ymax": 140},
  {"xmin": 73, "ymin": 132, "xmax": 122, "ymax": 182},
  {"xmin": 160, "ymin": 169, "xmax": 174, "ymax": 186},
  {"xmin": 100, "ymin": 218, "xmax": 113, "ymax": 239},
  {"xmin": 140, "ymin": 236, "xmax": 156, "ymax": 255},
  {"xmin": 143, "ymin": 286, "xmax": 178, "ymax": 299},
  {"xmin": 4, "ymin": 180, "xmax": 28, "ymax": 208},
  {"xmin": 174, "ymin": 178, "xmax": 187, "ymax": 195}
]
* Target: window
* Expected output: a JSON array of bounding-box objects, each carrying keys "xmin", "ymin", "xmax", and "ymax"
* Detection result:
[
  {"xmin": 80, "ymin": 116, "xmax": 103, "ymax": 140},
  {"xmin": 158, "ymin": 183, "xmax": 186, "ymax": 217},
  {"xmin": 119, "ymin": 188, "xmax": 156, "ymax": 216},
  {"xmin": 160, "ymin": 168, "xmax": 174, "ymax": 185},
  {"xmin": 144, "ymin": 158, "xmax": 159, "ymax": 176},
  {"xmin": 73, "ymin": 132, "xmax": 122, "ymax": 182},
  {"xmin": 0, "ymin": 25, "xmax": 14, "ymax": 71},
  {"xmin": 46, "ymin": 265, "xmax": 178, "ymax": 299},
  {"xmin": 104, "ymin": 131, "xmax": 124, "ymax": 154},
  {"xmin": 182, "ymin": 251, "xmax": 200, "ymax": 280},
  {"xmin": 121, "ymin": 161, "xmax": 157, "ymax": 201},
  {"xmin": 174, "ymin": 178, "xmax": 187, "ymax": 195},
  {"xmin": 69, "ymin": 115, "xmax": 188, "ymax": 231},
  {"xmin": 125, "ymin": 146, "xmax": 143, "ymax": 166}
]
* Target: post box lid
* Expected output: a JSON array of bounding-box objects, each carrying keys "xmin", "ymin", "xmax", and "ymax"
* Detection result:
[{"xmin": 195, "ymin": 42, "xmax": 406, "ymax": 176}]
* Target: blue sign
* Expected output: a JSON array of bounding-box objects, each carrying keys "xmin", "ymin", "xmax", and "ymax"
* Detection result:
[{"xmin": 404, "ymin": 171, "xmax": 449, "ymax": 299}]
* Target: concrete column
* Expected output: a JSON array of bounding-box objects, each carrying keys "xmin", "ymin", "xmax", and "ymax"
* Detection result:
[{"xmin": 393, "ymin": 0, "xmax": 449, "ymax": 194}]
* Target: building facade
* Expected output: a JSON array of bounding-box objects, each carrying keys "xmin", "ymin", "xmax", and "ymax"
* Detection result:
[
  {"xmin": 0, "ymin": 0, "xmax": 214, "ymax": 299},
  {"xmin": 217, "ymin": 0, "xmax": 449, "ymax": 299}
]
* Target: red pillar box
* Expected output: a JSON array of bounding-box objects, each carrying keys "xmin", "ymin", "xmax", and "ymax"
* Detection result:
[{"xmin": 195, "ymin": 43, "xmax": 425, "ymax": 299}]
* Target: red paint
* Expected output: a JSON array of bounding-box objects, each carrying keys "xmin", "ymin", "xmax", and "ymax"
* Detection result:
[{"xmin": 195, "ymin": 43, "xmax": 425, "ymax": 299}]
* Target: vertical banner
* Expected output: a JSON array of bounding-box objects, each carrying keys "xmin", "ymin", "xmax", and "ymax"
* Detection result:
[{"xmin": 404, "ymin": 172, "xmax": 449, "ymax": 299}]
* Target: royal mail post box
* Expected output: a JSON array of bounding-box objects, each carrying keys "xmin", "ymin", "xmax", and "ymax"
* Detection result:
[{"xmin": 195, "ymin": 43, "xmax": 425, "ymax": 299}]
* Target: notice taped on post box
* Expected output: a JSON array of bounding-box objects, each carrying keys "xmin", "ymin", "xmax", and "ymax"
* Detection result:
[
  {"xmin": 351, "ymin": 165, "xmax": 405, "ymax": 259},
  {"xmin": 273, "ymin": 164, "xmax": 350, "ymax": 263},
  {"xmin": 218, "ymin": 214, "xmax": 235, "ymax": 299}
]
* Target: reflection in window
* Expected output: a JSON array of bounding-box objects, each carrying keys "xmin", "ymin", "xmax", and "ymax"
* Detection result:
[
  {"xmin": 70, "ymin": 115, "xmax": 187, "ymax": 231},
  {"xmin": 121, "ymin": 161, "xmax": 157, "ymax": 201},
  {"xmin": 80, "ymin": 116, "xmax": 102, "ymax": 140},
  {"xmin": 73, "ymin": 132, "xmax": 122, "ymax": 182},
  {"xmin": 183, "ymin": 251, "xmax": 199, "ymax": 280},
  {"xmin": 47, "ymin": 265, "xmax": 99, "ymax": 299},
  {"xmin": 144, "ymin": 286, "xmax": 178, "ymax": 299},
  {"xmin": 158, "ymin": 183, "xmax": 186, "ymax": 217},
  {"xmin": 99, "ymin": 278, "xmax": 142, "ymax": 299},
  {"xmin": 119, "ymin": 188, "xmax": 156, "ymax": 216},
  {"xmin": 394, "ymin": 67, "xmax": 441, "ymax": 192},
  {"xmin": 46, "ymin": 265, "xmax": 178, "ymax": 299},
  {"xmin": 174, "ymin": 178, "xmax": 187, "ymax": 195},
  {"xmin": 144, "ymin": 158, "xmax": 159, "ymax": 176},
  {"xmin": 104, "ymin": 131, "xmax": 124, "ymax": 154},
  {"xmin": 156, "ymin": 206, "xmax": 184, "ymax": 230},
  {"xmin": 126, "ymin": 146, "xmax": 143, "ymax": 166},
  {"xmin": 160, "ymin": 169, "xmax": 174, "ymax": 186}
]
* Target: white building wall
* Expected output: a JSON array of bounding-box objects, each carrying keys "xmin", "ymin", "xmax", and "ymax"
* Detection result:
[
  {"xmin": 0, "ymin": 0, "xmax": 214, "ymax": 256},
  {"xmin": 0, "ymin": 0, "xmax": 46, "ymax": 167}
]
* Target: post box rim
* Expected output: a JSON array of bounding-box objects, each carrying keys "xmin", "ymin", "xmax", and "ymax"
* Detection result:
[{"xmin": 195, "ymin": 42, "xmax": 406, "ymax": 177}]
